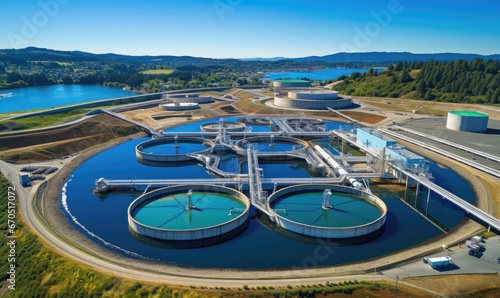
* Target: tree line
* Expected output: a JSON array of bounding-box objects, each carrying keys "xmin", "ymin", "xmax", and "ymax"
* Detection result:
[
  {"xmin": 0, "ymin": 47, "xmax": 377, "ymax": 92},
  {"xmin": 335, "ymin": 58, "xmax": 500, "ymax": 104}
]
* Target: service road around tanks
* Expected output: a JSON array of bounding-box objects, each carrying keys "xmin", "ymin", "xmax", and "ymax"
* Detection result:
[{"xmin": 386, "ymin": 236, "xmax": 500, "ymax": 279}]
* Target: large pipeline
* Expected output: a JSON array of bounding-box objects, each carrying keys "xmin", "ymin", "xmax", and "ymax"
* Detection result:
[{"xmin": 313, "ymin": 145, "xmax": 363, "ymax": 189}]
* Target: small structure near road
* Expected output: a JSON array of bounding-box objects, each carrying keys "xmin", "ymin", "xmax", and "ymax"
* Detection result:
[{"xmin": 423, "ymin": 256, "xmax": 453, "ymax": 269}]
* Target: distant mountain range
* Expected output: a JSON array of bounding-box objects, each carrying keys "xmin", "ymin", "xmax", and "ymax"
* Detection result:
[
  {"xmin": 262, "ymin": 52, "xmax": 500, "ymax": 63},
  {"xmin": 1, "ymin": 47, "xmax": 499, "ymax": 65}
]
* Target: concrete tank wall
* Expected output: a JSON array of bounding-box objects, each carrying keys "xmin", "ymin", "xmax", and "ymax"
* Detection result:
[
  {"xmin": 128, "ymin": 185, "xmax": 250, "ymax": 242},
  {"xmin": 136, "ymin": 137, "xmax": 214, "ymax": 162},
  {"xmin": 446, "ymin": 112, "xmax": 489, "ymax": 132},
  {"xmin": 273, "ymin": 80, "xmax": 311, "ymax": 88},
  {"xmin": 201, "ymin": 121, "xmax": 246, "ymax": 132},
  {"xmin": 288, "ymin": 91, "xmax": 338, "ymax": 100},
  {"xmin": 166, "ymin": 94, "xmax": 213, "ymax": 104},
  {"xmin": 267, "ymin": 184, "xmax": 387, "ymax": 239},
  {"xmin": 234, "ymin": 136, "xmax": 309, "ymax": 156},
  {"xmin": 274, "ymin": 96, "xmax": 352, "ymax": 110}
]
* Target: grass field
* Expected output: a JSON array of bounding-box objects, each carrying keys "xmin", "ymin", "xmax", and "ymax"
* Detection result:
[
  {"xmin": 32, "ymin": 61, "xmax": 73, "ymax": 66},
  {"xmin": 140, "ymin": 69, "xmax": 174, "ymax": 75},
  {"xmin": 356, "ymin": 97, "xmax": 450, "ymax": 116},
  {"xmin": 0, "ymin": 109, "xmax": 93, "ymax": 131}
]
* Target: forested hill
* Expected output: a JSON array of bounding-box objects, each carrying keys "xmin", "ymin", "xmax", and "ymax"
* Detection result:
[{"xmin": 334, "ymin": 59, "xmax": 500, "ymax": 104}]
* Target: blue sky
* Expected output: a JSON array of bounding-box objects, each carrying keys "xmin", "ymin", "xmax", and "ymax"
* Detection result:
[{"xmin": 0, "ymin": 0, "xmax": 499, "ymax": 58}]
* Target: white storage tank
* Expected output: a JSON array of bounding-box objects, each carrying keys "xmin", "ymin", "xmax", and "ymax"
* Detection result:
[
  {"xmin": 288, "ymin": 90, "xmax": 338, "ymax": 100},
  {"xmin": 273, "ymin": 79, "xmax": 311, "ymax": 88},
  {"xmin": 446, "ymin": 110, "xmax": 489, "ymax": 132}
]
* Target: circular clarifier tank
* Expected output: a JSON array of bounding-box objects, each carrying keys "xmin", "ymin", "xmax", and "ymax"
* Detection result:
[
  {"xmin": 200, "ymin": 121, "xmax": 246, "ymax": 132},
  {"xmin": 128, "ymin": 185, "xmax": 251, "ymax": 248},
  {"xmin": 136, "ymin": 137, "xmax": 215, "ymax": 163},
  {"xmin": 267, "ymin": 185, "xmax": 387, "ymax": 241},
  {"xmin": 235, "ymin": 136, "xmax": 308, "ymax": 153}
]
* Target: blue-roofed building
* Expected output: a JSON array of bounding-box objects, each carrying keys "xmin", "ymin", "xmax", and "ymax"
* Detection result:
[
  {"xmin": 356, "ymin": 127, "xmax": 425, "ymax": 169},
  {"xmin": 356, "ymin": 128, "xmax": 397, "ymax": 154}
]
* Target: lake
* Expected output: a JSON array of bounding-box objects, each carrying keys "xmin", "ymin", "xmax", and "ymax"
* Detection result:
[
  {"xmin": 263, "ymin": 68, "xmax": 368, "ymax": 81},
  {"xmin": 0, "ymin": 84, "xmax": 140, "ymax": 114}
]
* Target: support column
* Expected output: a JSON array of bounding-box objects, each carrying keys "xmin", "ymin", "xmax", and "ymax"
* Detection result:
[
  {"xmin": 425, "ymin": 187, "xmax": 431, "ymax": 215},
  {"xmin": 186, "ymin": 189, "xmax": 194, "ymax": 210},
  {"xmin": 322, "ymin": 189, "xmax": 332, "ymax": 210}
]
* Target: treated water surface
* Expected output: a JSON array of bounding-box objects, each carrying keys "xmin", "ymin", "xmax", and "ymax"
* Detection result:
[
  {"xmin": 133, "ymin": 191, "xmax": 246, "ymax": 229},
  {"xmin": 273, "ymin": 191, "xmax": 382, "ymax": 228}
]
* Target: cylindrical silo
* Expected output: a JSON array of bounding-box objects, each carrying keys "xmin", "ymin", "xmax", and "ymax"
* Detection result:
[{"xmin": 446, "ymin": 110, "xmax": 489, "ymax": 132}]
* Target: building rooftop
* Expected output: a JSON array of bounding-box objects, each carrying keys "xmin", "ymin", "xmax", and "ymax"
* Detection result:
[
  {"xmin": 450, "ymin": 110, "xmax": 489, "ymax": 117},
  {"xmin": 358, "ymin": 127, "xmax": 395, "ymax": 142},
  {"xmin": 387, "ymin": 145, "xmax": 424, "ymax": 160}
]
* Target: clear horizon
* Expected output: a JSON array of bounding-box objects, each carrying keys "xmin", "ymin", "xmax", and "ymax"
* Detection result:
[{"xmin": 1, "ymin": 0, "xmax": 499, "ymax": 59}]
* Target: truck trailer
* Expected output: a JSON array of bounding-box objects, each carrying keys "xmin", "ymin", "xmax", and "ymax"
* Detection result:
[{"xmin": 423, "ymin": 256, "xmax": 453, "ymax": 269}]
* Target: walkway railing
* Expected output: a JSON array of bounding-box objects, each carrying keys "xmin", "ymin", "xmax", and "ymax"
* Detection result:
[
  {"xmin": 379, "ymin": 128, "xmax": 500, "ymax": 179},
  {"xmin": 392, "ymin": 164, "xmax": 500, "ymax": 232},
  {"xmin": 393, "ymin": 125, "xmax": 500, "ymax": 163}
]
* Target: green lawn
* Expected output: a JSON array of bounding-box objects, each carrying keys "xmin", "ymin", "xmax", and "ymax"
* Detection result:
[
  {"xmin": 140, "ymin": 69, "xmax": 174, "ymax": 75},
  {"xmin": 0, "ymin": 109, "xmax": 93, "ymax": 131}
]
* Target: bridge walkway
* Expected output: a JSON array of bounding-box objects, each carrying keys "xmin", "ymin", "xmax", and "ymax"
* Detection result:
[
  {"xmin": 393, "ymin": 125, "xmax": 500, "ymax": 163},
  {"xmin": 393, "ymin": 164, "xmax": 500, "ymax": 232},
  {"xmin": 379, "ymin": 128, "xmax": 500, "ymax": 179}
]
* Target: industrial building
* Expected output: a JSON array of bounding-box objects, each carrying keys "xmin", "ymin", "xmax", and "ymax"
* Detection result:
[
  {"xmin": 356, "ymin": 128, "xmax": 425, "ymax": 168},
  {"xmin": 446, "ymin": 110, "xmax": 489, "ymax": 132},
  {"xmin": 356, "ymin": 128, "xmax": 397, "ymax": 154}
]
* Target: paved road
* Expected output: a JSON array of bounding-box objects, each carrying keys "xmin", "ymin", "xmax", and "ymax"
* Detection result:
[{"xmin": 385, "ymin": 236, "xmax": 500, "ymax": 279}]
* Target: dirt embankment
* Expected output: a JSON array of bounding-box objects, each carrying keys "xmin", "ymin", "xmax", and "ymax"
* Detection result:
[{"xmin": 0, "ymin": 114, "xmax": 142, "ymax": 163}]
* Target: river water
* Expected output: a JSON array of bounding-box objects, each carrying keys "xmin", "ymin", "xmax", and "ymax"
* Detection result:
[
  {"xmin": 0, "ymin": 85, "xmax": 140, "ymax": 113},
  {"xmin": 264, "ymin": 68, "xmax": 368, "ymax": 81}
]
